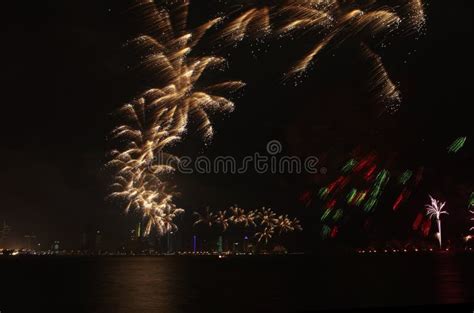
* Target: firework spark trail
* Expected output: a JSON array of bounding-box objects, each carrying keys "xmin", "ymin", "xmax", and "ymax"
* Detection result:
[
  {"xmin": 469, "ymin": 193, "xmax": 474, "ymax": 232},
  {"xmin": 220, "ymin": 0, "xmax": 425, "ymax": 114},
  {"xmin": 447, "ymin": 137, "xmax": 467, "ymax": 154},
  {"xmin": 360, "ymin": 43, "xmax": 401, "ymax": 114},
  {"xmin": 470, "ymin": 209, "xmax": 474, "ymax": 232},
  {"xmin": 402, "ymin": 0, "xmax": 427, "ymax": 33},
  {"xmin": 107, "ymin": 0, "xmax": 245, "ymax": 236},
  {"xmin": 218, "ymin": 7, "xmax": 272, "ymax": 45}
]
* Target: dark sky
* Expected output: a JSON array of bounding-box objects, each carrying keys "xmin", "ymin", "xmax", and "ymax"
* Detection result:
[{"xmin": 1, "ymin": 0, "xmax": 472, "ymax": 249}]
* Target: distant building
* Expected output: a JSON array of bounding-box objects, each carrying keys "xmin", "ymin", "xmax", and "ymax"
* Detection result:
[
  {"xmin": 122, "ymin": 222, "xmax": 150, "ymax": 254},
  {"xmin": 52, "ymin": 241, "xmax": 60, "ymax": 253},
  {"xmin": 0, "ymin": 221, "xmax": 11, "ymax": 248},
  {"xmin": 130, "ymin": 229, "xmax": 136, "ymax": 241},
  {"xmin": 81, "ymin": 232, "xmax": 88, "ymax": 250},
  {"xmin": 81, "ymin": 225, "xmax": 104, "ymax": 253},
  {"xmin": 81, "ymin": 224, "xmax": 95, "ymax": 252},
  {"xmin": 217, "ymin": 236, "xmax": 223, "ymax": 254},
  {"xmin": 24, "ymin": 235, "xmax": 37, "ymax": 250},
  {"xmin": 243, "ymin": 236, "xmax": 249, "ymax": 253},
  {"xmin": 95, "ymin": 230, "xmax": 102, "ymax": 252}
]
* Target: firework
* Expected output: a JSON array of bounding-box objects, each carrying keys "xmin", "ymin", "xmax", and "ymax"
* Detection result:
[
  {"xmin": 145, "ymin": 205, "xmax": 184, "ymax": 236},
  {"xmin": 222, "ymin": 0, "xmax": 425, "ymax": 113},
  {"xmin": 214, "ymin": 210, "xmax": 230, "ymax": 231},
  {"xmin": 256, "ymin": 207, "xmax": 278, "ymax": 227},
  {"xmin": 425, "ymin": 195, "xmax": 448, "ymax": 248},
  {"xmin": 193, "ymin": 207, "xmax": 215, "ymax": 228},
  {"xmin": 107, "ymin": 0, "xmax": 245, "ymax": 235},
  {"xmin": 228, "ymin": 205, "xmax": 247, "ymax": 224},
  {"xmin": 275, "ymin": 214, "xmax": 302, "ymax": 234},
  {"xmin": 228, "ymin": 205, "xmax": 258, "ymax": 227},
  {"xmin": 192, "ymin": 206, "xmax": 301, "ymax": 245},
  {"xmin": 255, "ymin": 226, "xmax": 275, "ymax": 244},
  {"xmin": 243, "ymin": 210, "xmax": 258, "ymax": 227},
  {"xmin": 254, "ymin": 207, "xmax": 302, "ymax": 243},
  {"xmin": 307, "ymin": 151, "xmax": 421, "ymax": 239},
  {"xmin": 281, "ymin": 1, "xmax": 412, "ymax": 113}
]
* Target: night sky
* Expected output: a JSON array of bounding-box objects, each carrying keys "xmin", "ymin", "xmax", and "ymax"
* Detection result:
[{"xmin": 2, "ymin": 0, "xmax": 472, "ymax": 249}]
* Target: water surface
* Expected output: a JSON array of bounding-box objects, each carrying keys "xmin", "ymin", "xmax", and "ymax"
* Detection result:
[{"xmin": 1, "ymin": 254, "xmax": 472, "ymax": 312}]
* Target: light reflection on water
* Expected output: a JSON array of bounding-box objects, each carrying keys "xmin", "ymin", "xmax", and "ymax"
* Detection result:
[
  {"xmin": 435, "ymin": 254, "xmax": 470, "ymax": 304},
  {"xmin": 92, "ymin": 258, "xmax": 184, "ymax": 313},
  {"xmin": 1, "ymin": 254, "xmax": 472, "ymax": 313}
]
